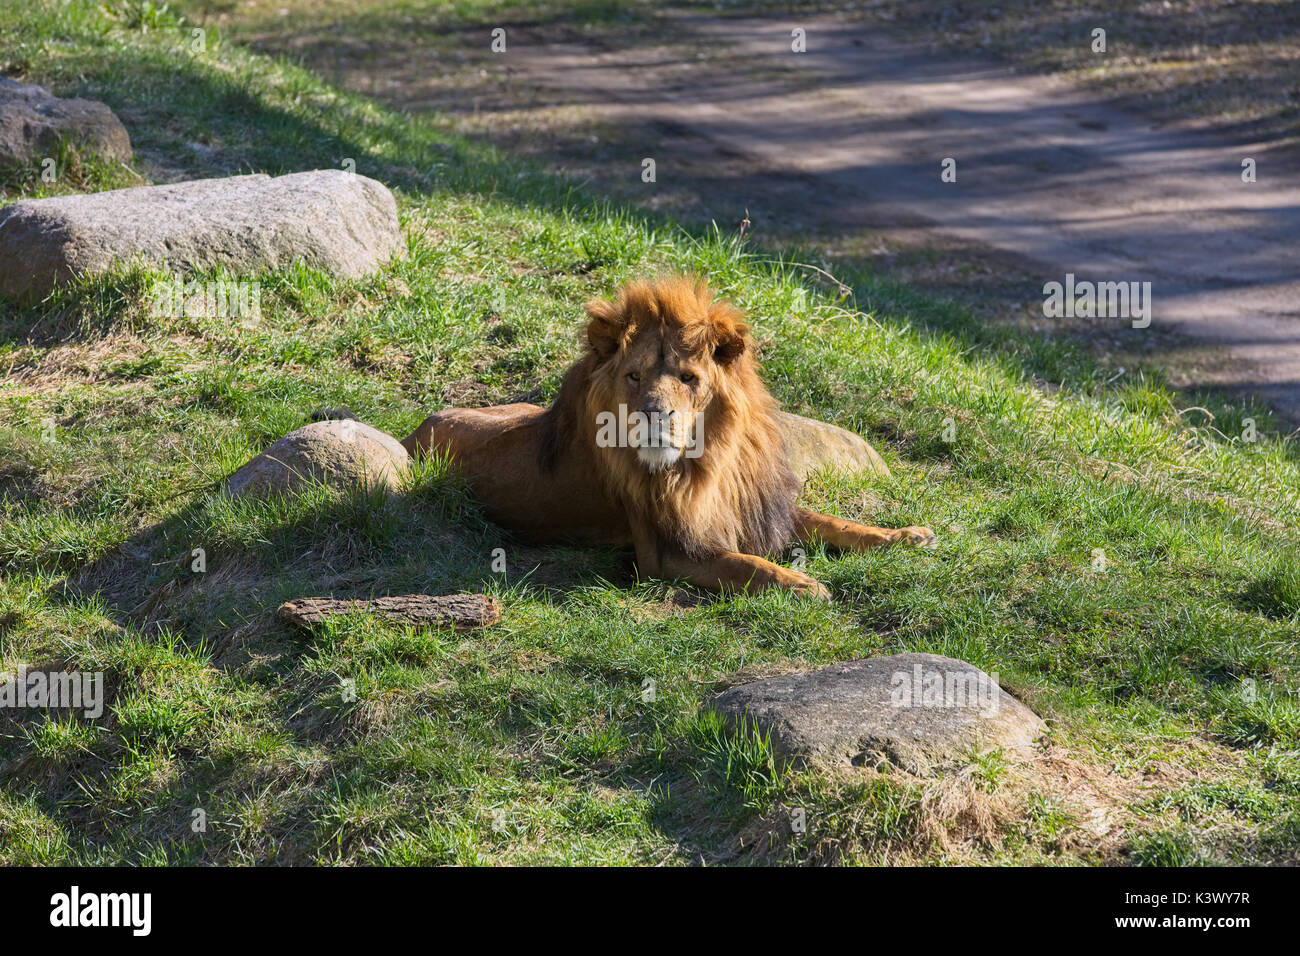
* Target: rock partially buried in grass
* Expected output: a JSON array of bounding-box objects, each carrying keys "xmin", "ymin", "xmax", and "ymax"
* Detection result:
[
  {"xmin": 775, "ymin": 410, "xmax": 890, "ymax": 482},
  {"xmin": 225, "ymin": 420, "xmax": 409, "ymax": 499},
  {"xmin": 279, "ymin": 594, "xmax": 501, "ymax": 632},
  {"xmin": 709, "ymin": 653, "xmax": 1044, "ymax": 775},
  {"xmin": 0, "ymin": 169, "xmax": 400, "ymax": 301},
  {"xmin": 0, "ymin": 77, "xmax": 133, "ymax": 168}
]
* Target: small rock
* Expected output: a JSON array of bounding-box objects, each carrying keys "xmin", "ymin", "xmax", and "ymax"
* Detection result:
[
  {"xmin": 0, "ymin": 169, "xmax": 401, "ymax": 301},
  {"xmin": 278, "ymin": 593, "xmax": 500, "ymax": 632},
  {"xmin": 224, "ymin": 420, "xmax": 409, "ymax": 499},
  {"xmin": 775, "ymin": 410, "xmax": 890, "ymax": 481},
  {"xmin": 0, "ymin": 77, "xmax": 132, "ymax": 168},
  {"xmin": 708, "ymin": 652, "xmax": 1044, "ymax": 775}
]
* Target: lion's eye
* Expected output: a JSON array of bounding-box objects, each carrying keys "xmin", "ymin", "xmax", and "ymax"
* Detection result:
[
  {"xmin": 628, "ymin": 372, "xmax": 640, "ymax": 383},
  {"xmin": 679, "ymin": 372, "xmax": 696, "ymax": 384}
]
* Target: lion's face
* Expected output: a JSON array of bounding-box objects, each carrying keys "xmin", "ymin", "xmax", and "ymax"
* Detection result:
[
  {"xmin": 584, "ymin": 279, "xmax": 749, "ymax": 472},
  {"xmin": 609, "ymin": 325, "xmax": 711, "ymax": 469}
]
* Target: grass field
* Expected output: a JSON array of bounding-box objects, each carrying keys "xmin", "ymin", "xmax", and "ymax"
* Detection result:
[{"xmin": 1, "ymin": 0, "xmax": 1299, "ymax": 865}]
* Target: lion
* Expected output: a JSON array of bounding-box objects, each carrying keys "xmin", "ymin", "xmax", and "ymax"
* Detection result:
[{"xmin": 401, "ymin": 277, "xmax": 935, "ymax": 600}]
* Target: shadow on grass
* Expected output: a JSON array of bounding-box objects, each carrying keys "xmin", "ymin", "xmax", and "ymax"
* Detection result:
[
  {"xmin": 48, "ymin": 459, "xmax": 632, "ymax": 668},
  {"xmin": 0, "ymin": 462, "xmax": 647, "ymax": 860}
]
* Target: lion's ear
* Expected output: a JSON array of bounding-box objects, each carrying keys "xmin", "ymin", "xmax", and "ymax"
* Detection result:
[
  {"xmin": 709, "ymin": 302, "xmax": 749, "ymax": 366},
  {"xmin": 585, "ymin": 298, "xmax": 626, "ymax": 358},
  {"xmin": 713, "ymin": 331, "xmax": 746, "ymax": 365}
]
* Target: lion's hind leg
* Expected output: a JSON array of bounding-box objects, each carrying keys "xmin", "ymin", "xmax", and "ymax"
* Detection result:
[
  {"xmin": 400, "ymin": 404, "xmax": 546, "ymax": 459},
  {"xmin": 400, "ymin": 410, "xmax": 450, "ymax": 458},
  {"xmin": 794, "ymin": 507, "xmax": 937, "ymax": 551}
]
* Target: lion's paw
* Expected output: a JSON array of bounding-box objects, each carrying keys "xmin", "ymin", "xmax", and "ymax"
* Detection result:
[
  {"xmin": 789, "ymin": 574, "xmax": 833, "ymax": 602},
  {"xmin": 896, "ymin": 526, "xmax": 939, "ymax": 550}
]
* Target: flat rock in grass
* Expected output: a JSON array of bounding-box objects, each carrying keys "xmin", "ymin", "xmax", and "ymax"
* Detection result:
[
  {"xmin": 709, "ymin": 653, "xmax": 1044, "ymax": 775},
  {"xmin": 0, "ymin": 169, "xmax": 400, "ymax": 301},
  {"xmin": 278, "ymin": 594, "xmax": 501, "ymax": 632},
  {"xmin": 224, "ymin": 420, "xmax": 409, "ymax": 499},
  {"xmin": 775, "ymin": 410, "xmax": 890, "ymax": 482},
  {"xmin": 0, "ymin": 78, "xmax": 132, "ymax": 168}
]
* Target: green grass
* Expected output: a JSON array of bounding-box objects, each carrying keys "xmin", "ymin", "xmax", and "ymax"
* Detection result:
[{"xmin": 1, "ymin": 0, "xmax": 1298, "ymax": 865}]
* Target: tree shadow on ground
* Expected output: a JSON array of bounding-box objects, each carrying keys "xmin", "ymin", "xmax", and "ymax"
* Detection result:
[{"xmin": 52, "ymin": 472, "xmax": 636, "ymax": 666}]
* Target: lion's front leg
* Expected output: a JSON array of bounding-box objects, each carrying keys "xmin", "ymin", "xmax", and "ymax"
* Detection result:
[
  {"xmin": 669, "ymin": 551, "xmax": 832, "ymax": 601},
  {"xmin": 794, "ymin": 507, "xmax": 937, "ymax": 551},
  {"xmin": 632, "ymin": 533, "xmax": 831, "ymax": 601}
]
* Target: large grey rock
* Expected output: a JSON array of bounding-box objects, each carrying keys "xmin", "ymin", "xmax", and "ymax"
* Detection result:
[
  {"xmin": 709, "ymin": 653, "xmax": 1044, "ymax": 775},
  {"xmin": 0, "ymin": 78, "xmax": 132, "ymax": 168},
  {"xmin": 224, "ymin": 420, "xmax": 409, "ymax": 499},
  {"xmin": 775, "ymin": 410, "xmax": 890, "ymax": 481},
  {"xmin": 0, "ymin": 169, "xmax": 401, "ymax": 300}
]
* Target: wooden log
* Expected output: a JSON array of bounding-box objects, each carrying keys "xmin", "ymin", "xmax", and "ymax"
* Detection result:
[{"xmin": 277, "ymin": 593, "xmax": 500, "ymax": 632}]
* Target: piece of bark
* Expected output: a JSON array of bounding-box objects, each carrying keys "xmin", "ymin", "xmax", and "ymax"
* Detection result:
[{"xmin": 277, "ymin": 594, "xmax": 500, "ymax": 632}]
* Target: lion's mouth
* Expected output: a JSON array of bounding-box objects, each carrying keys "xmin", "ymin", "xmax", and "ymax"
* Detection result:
[
  {"xmin": 632, "ymin": 409, "xmax": 697, "ymax": 471},
  {"xmin": 594, "ymin": 405, "xmax": 701, "ymax": 470},
  {"xmin": 636, "ymin": 443, "xmax": 685, "ymax": 471}
]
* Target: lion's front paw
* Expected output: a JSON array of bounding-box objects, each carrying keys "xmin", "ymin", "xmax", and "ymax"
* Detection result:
[
  {"xmin": 895, "ymin": 526, "xmax": 938, "ymax": 550},
  {"xmin": 788, "ymin": 573, "xmax": 833, "ymax": 602}
]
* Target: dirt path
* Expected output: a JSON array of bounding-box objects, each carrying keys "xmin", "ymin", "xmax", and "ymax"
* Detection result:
[{"xmin": 497, "ymin": 12, "xmax": 1300, "ymax": 423}]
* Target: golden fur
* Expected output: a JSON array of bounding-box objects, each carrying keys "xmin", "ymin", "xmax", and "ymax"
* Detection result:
[
  {"xmin": 402, "ymin": 277, "xmax": 934, "ymax": 599},
  {"xmin": 540, "ymin": 277, "xmax": 801, "ymax": 559}
]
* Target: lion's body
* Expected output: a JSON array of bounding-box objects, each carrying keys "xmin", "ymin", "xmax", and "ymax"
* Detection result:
[
  {"xmin": 402, "ymin": 402, "xmax": 632, "ymax": 546},
  {"xmin": 403, "ymin": 278, "xmax": 934, "ymax": 598}
]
